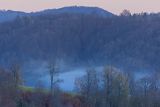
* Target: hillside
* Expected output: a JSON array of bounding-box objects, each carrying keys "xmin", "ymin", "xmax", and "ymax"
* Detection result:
[
  {"xmin": 35, "ymin": 6, "xmax": 114, "ymax": 17},
  {"xmin": 0, "ymin": 10, "xmax": 26, "ymax": 22},
  {"xmin": 0, "ymin": 11, "xmax": 159, "ymax": 71},
  {"xmin": 0, "ymin": 6, "xmax": 113, "ymax": 23}
]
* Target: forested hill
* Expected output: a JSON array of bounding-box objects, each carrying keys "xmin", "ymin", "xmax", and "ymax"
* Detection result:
[
  {"xmin": 0, "ymin": 10, "xmax": 26, "ymax": 22},
  {"xmin": 0, "ymin": 11, "xmax": 160, "ymax": 71},
  {"xmin": 0, "ymin": 6, "xmax": 114, "ymax": 23},
  {"xmin": 34, "ymin": 6, "xmax": 114, "ymax": 17}
]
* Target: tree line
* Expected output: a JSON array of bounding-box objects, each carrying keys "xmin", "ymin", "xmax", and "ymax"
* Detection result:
[
  {"xmin": 0, "ymin": 63, "xmax": 160, "ymax": 107},
  {"xmin": 0, "ymin": 63, "xmax": 81, "ymax": 107},
  {"xmin": 75, "ymin": 66, "xmax": 160, "ymax": 107}
]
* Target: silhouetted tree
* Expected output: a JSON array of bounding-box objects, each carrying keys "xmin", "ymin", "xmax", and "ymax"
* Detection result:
[{"xmin": 75, "ymin": 69, "xmax": 99, "ymax": 107}]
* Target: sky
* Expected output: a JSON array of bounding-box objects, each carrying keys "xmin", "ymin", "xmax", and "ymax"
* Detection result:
[{"xmin": 0, "ymin": 0, "xmax": 160, "ymax": 14}]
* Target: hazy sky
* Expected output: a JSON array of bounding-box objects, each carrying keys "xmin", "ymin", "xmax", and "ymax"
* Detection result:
[{"xmin": 0, "ymin": 0, "xmax": 160, "ymax": 14}]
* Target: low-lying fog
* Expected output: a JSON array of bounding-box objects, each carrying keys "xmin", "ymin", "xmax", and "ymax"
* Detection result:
[
  {"xmin": 22, "ymin": 60, "xmax": 103, "ymax": 91},
  {"xmin": 22, "ymin": 60, "xmax": 151, "ymax": 91}
]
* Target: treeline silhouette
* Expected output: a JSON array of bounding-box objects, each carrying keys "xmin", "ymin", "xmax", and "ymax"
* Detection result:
[
  {"xmin": 75, "ymin": 66, "xmax": 160, "ymax": 107},
  {"xmin": 0, "ymin": 63, "xmax": 82, "ymax": 107},
  {"xmin": 0, "ymin": 64, "xmax": 160, "ymax": 107}
]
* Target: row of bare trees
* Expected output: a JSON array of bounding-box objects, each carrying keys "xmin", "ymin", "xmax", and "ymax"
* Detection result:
[
  {"xmin": 75, "ymin": 66, "xmax": 160, "ymax": 107},
  {"xmin": 0, "ymin": 62, "xmax": 64, "ymax": 107},
  {"xmin": 1, "ymin": 62, "xmax": 160, "ymax": 107}
]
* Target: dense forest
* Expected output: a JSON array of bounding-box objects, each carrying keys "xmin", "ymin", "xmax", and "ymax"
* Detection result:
[{"xmin": 0, "ymin": 10, "xmax": 160, "ymax": 71}]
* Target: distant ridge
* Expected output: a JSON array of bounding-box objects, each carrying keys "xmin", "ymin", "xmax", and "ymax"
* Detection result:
[
  {"xmin": 0, "ymin": 6, "xmax": 114, "ymax": 23},
  {"xmin": 36, "ymin": 6, "xmax": 114, "ymax": 17},
  {"xmin": 0, "ymin": 10, "xmax": 26, "ymax": 22}
]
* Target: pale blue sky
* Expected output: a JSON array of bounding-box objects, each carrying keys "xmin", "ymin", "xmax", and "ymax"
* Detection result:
[{"xmin": 0, "ymin": 0, "xmax": 159, "ymax": 14}]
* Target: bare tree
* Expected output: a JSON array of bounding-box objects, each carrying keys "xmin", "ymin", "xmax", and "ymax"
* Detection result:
[
  {"xmin": 75, "ymin": 68, "xmax": 99, "ymax": 107},
  {"xmin": 47, "ymin": 60, "xmax": 63, "ymax": 107},
  {"xmin": 102, "ymin": 66, "xmax": 129, "ymax": 107},
  {"xmin": 0, "ymin": 68, "xmax": 18, "ymax": 107},
  {"xmin": 10, "ymin": 63, "xmax": 22, "ymax": 89},
  {"xmin": 48, "ymin": 61, "xmax": 59, "ymax": 94},
  {"xmin": 102, "ymin": 66, "xmax": 114, "ymax": 107},
  {"xmin": 120, "ymin": 9, "xmax": 131, "ymax": 16}
]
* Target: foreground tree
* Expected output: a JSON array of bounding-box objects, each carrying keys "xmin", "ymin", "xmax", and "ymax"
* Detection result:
[
  {"xmin": 102, "ymin": 66, "xmax": 129, "ymax": 107},
  {"xmin": 10, "ymin": 64, "xmax": 22, "ymax": 88},
  {"xmin": 0, "ymin": 68, "xmax": 19, "ymax": 107},
  {"xmin": 48, "ymin": 61, "xmax": 59, "ymax": 94},
  {"xmin": 47, "ymin": 60, "xmax": 63, "ymax": 107},
  {"xmin": 75, "ymin": 66, "xmax": 130, "ymax": 107},
  {"xmin": 75, "ymin": 69, "xmax": 99, "ymax": 107}
]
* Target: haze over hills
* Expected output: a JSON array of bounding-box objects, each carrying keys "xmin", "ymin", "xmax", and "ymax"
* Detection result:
[
  {"xmin": 0, "ymin": 6, "xmax": 160, "ymax": 72},
  {"xmin": 1, "ymin": 5, "xmax": 160, "ymax": 107},
  {"xmin": 0, "ymin": 6, "xmax": 114, "ymax": 23},
  {"xmin": 0, "ymin": 7, "xmax": 160, "ymax": 73}
]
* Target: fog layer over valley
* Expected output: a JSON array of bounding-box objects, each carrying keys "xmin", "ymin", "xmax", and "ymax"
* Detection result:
[
  {"xmin": 20, "ymin": 60, "xmax": 151, "ymax": 91},
  {"xmin": 0, "ymin": 7, "xmax": 159, "ymax": 91},
  {"xmin": 1, "ymin": 6, "xmax": 160, "ymax": 107},
  {"xmin": 22, "ymin": 60, "xmax": 87, "ymax": 91}
]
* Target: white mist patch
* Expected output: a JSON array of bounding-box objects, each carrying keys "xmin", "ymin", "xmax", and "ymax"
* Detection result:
[
  {"xmin": 59, "ymin": 69, "xmax": 85, "ymax": 91},
  {"xmin": 58, "ymin": 66, "xmax": 103, "ymax": 91},
  {"xmin": 134, "ymin": 71, "xmax": 151, "ymax": 80},
  {"xmin": 23, "ymin": 60, "xmax": 87, "ymax": 91},
  {"xmin": 22, "ymin": 60, "xmax": 104, "ymax": 91},
  {"xmin": 40, "ymin": 68, "xmax": 86, "ymax": 91}
]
